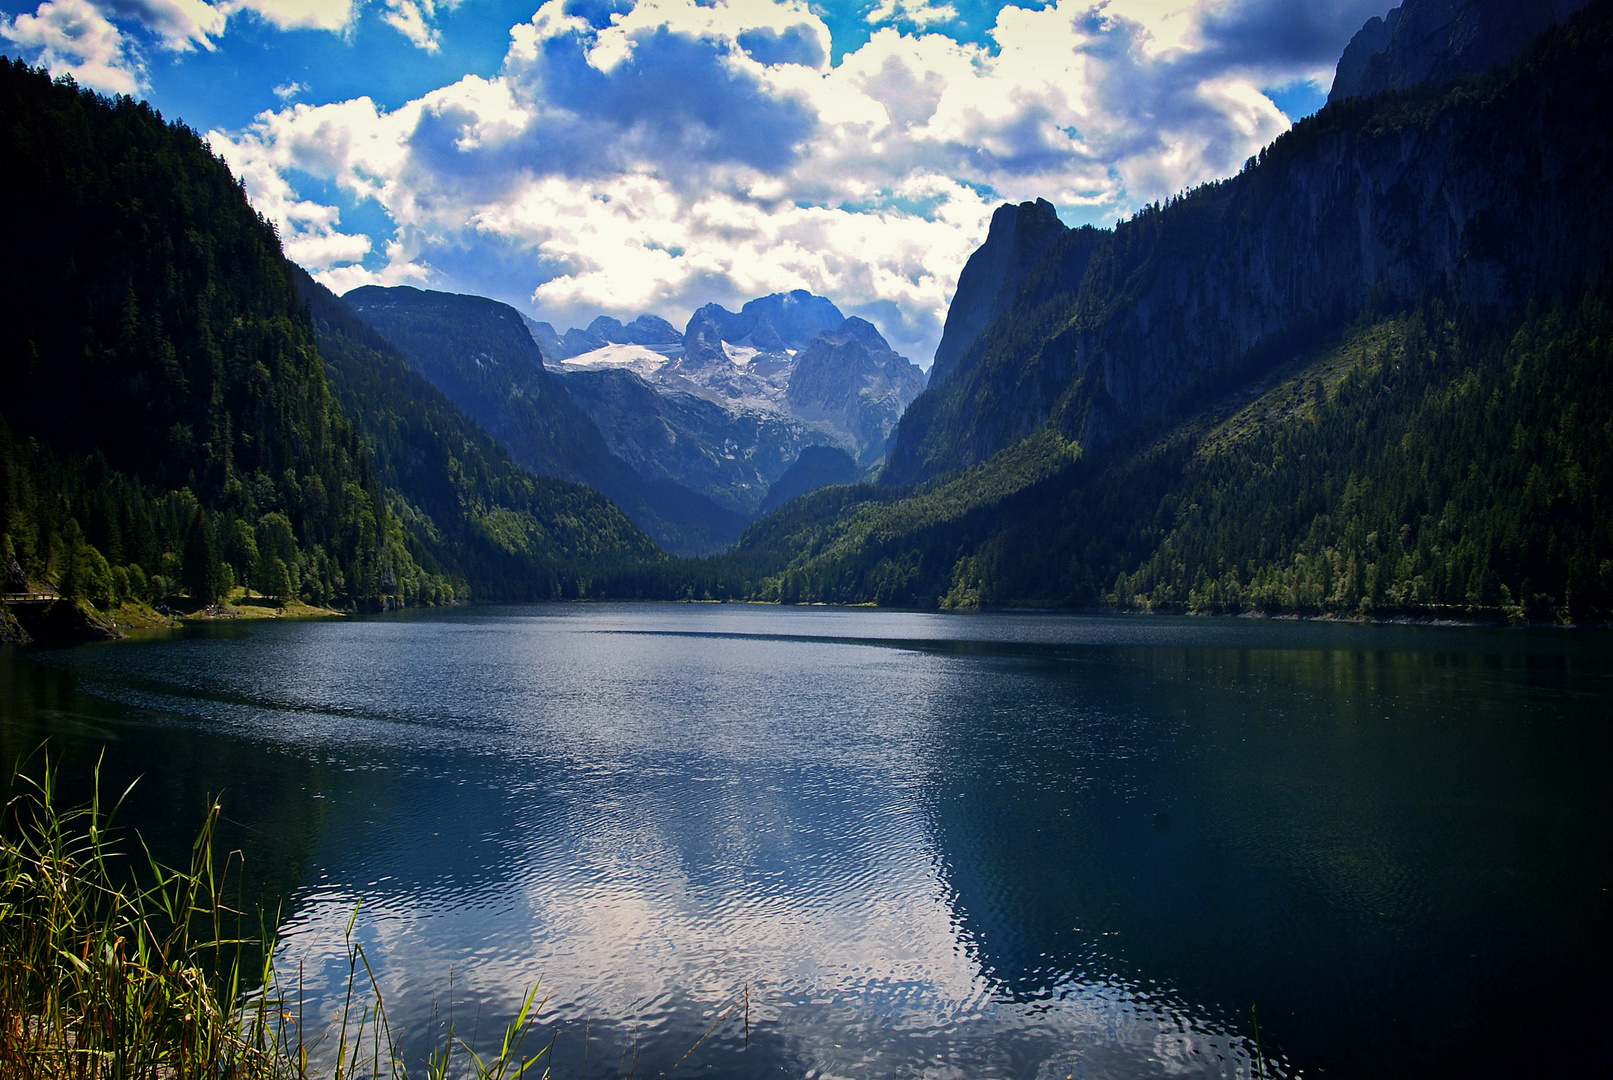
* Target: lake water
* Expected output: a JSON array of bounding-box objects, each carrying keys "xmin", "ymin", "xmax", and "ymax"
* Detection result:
[{"xmin": 2, "ymin": 605, "xmax": 1610, "ymax": 1078}]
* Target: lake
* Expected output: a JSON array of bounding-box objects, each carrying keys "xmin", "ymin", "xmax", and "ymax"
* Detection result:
[{"xmin": 2, "ymin": 604, "xmax": 1609, "ymax": 1078}]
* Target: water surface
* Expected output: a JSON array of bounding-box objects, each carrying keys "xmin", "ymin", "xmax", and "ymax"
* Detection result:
[{"xmin": 3, "ymin": 605, "xmax": 1609, "ymax": 1078}]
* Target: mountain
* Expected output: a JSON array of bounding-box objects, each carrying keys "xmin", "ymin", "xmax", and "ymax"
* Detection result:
[
  {"xmin": 1329, "ymin": 0, "xmax": 1593, "ymax": 102},
  {"xmin": 342, "ymin": 286, "xmax": 746, "ymax": 556},
  {"xmin": 0, "ymin": 59, "xmax": 451, "ymax": 613},
  {"xmin": 545, "ymin": 293, "xmax": 916, "ymax": 470},
  {"xmin": 676, "ymin": 2, "xmax": 1613, "ymax": 621},
  {"xmin": 557, "ymin": 367, "xmax": 836, "ymax": 515},
  {"xmin": 549, "ymin": 314, "xmax": 683, "ymax": 360},
  {"xmin": 927, "ymin": 198, "xmax": 1067, "ymax": 389},
  {"xmin": 295, "ymin": 270, "xmax": 660, "ymax": 599},
  {"xmin": 538, "ymin": 290, "xmax": 924, "ymax": 511},
  {"xmin": 884, "ymin": 1, "xmax": 1613, "ymax": 488},
  {"xmin": 697, "ymin": 290, "xmax": 847, "ymax": 353},
  {"xmin": 784, "ymin": 319, "xmax": 925, "ymax": 467},
  {"xmin": 520, "ymin": 314, "xmax": 568, "ymax": 364},
  {"xmin": 758, "ymin": 446, "xmax": 862, "ymax": 516}
]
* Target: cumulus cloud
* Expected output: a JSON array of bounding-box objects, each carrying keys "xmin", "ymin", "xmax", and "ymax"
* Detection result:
[
  {"xmin": 98, "ymin": 0, "xmax": 225, "ymax": 50},
  {"xmin": 4, "ymin": 0, "xmax": 457, "ymax": 77},
  {"xmin": 376, "ymin": 0, "xmax": 445, "ymax": 50},
  {"xmin": 867, "ymin": 0, "xmax": 960, "ymax": 31},
  {"xmin": 212, "ymin": 0, "xmax": 1380, "ymax": 365},
  {"xmin": 2, "ymin": 0, "xmax": 143, "ymax": 94},
  {"xmin": 224, "ymin": 0, "xmax": 357, "ymax": 34}
]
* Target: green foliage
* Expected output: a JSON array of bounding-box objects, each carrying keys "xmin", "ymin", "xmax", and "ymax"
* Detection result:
[
  {"xmin": 885, "ymin": 0, "xmax": 1613, "ymax": 486},
  {"xmin": 1104, "ymin": 293, "xmax": 1613, "ymax": 621},
  {"xmin": 1, "ymin": 756, "xmax": 553, "ymax": 1079},
  {"xmin": 703, "ymin": 286, "xmax": 1613, "ymax": 621},
  {"xmin": 296, "ymin": 269, "xmax": 663, "ymax": 601},
  {"xmin": 0, "ymin": 61, "xmax": 447, "ymax": 610}
]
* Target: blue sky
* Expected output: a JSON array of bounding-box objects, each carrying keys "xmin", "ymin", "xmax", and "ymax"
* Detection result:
[{"xmin": 1, "ymin": 0, "xmax": 1386, "ymax": 364}]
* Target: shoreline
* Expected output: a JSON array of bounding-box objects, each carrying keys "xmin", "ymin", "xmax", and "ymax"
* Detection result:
[{"xmin": 5, "ymin": 593, "xmax": 1602, "ymax": 652}]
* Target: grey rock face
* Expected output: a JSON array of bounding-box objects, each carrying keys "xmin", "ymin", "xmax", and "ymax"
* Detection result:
[
  {"xmin": 520, "ymin": 315, "xmax": 566, "ymax": 366},
  {"xmin": 727, "ymin": 290, "xmax": 845, "ymax": 351},
  {"xmin": 928, "ymin": 198, "xmax": 1068, "ymax": 390},
  {"xmin": 545, "ymin": 290, "xmax": 922, "ymax": 510},
  {"xmin": 1328, "ymin": 0, "xmax": 1591, "ymax": 102},
  {"xmin": 560, "ymin": 368, "xmax": 839, "ymax": 515},
  {"xmin": 786, "ymin": 318, "xmax": 926, "ymax": 467},
  {"xmin": 677, "ymin": 304, "xmax": 740, "ymax": 376},
  {"xmin": 556, "ymin": 313, "xmax": 684, "ymax": 358},
  {"xmin": 1329, "ymin": 8, "xmax": 1402, "ymax": 103}
]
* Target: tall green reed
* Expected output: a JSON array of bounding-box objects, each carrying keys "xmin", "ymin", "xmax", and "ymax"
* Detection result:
[{"xmin": 0, "ymin": 755, "xmax": 551, "ymax": 1080}]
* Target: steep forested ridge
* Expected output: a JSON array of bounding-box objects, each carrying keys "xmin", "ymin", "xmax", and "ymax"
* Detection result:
[
  {"xmin": 887, "ymin": 1, "xmax": 1613, "ymax": 486},
  {"xmin": 342, "ymin": 286, "xmax": 748, "ymax": 556},
  {"xmin": 672, "ymin": 7, "xmax": 1613, "ymax": 621},
  {"xmin": 297, "ymin": 272, "xmax": 661, "ymax": 601},
  {"xmin": 0, "ymin": 60, "xmax": 447, "ymax": 612}
]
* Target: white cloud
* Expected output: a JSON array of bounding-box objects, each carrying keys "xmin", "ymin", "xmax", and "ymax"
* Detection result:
[
  {"xmin": 99, "ymin": 0, "xmax": 226, "ymax": 50},
  {"xmin": 377, "ymin": 0, "xmax": 438, "ymax": 51},
  {"xmin": 208, "ymin": 118, "xmax": 381, "ymax": 274},
  {"xmin": 6, "ymin": 0, "xmax": 450, "ymax": 74},
  {"xmin": 2, "ymin": 0, "xmax": 143, "ymax": 94},
  {"xmin": 272, "ymin": 78, "xmax": 307, "ymax": 100},
  {"xmin": 867, "ymin": 0, "xmax": 960, "ymax": 31},
  {"xmin": 224, "ymin": 0, "xmax": 356, "ymax": 34},
  {"xmin": 214, "ymin": 0, "xmax": 1363, "ymax": 366}
]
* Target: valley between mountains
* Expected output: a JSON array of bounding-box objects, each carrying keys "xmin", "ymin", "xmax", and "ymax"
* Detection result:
[{"xmin": 3, "ymin": 0, "xmax": 1612, "ymax": 641}]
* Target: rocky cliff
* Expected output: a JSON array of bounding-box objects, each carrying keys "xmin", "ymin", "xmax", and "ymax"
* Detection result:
[
  {"xmin": 1329, "ymin": 0, "xmax": 1592, "ymax": 102},
  {"xmin": 885, "ymin": 3, "xmax": 1613, "ymax": 486},
  {"xmin": 344, "ymin": 286, "xmax": 745, "ymax": 554},
  {"xmin": 927, "ymin": 197, "xmax": 1068, "ymax": 389},
  {"xmin": 785, "ymin": 318, "xmax": 926, "ymax": 467},
  {"xmin": 559, "ymin": 367, "xmax": 838, "ymax": 515}
]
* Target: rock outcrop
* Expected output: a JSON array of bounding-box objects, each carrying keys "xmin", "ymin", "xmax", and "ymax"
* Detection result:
[
  {"xmin": 1329, "ymin": 0, "xmax": 1592, "ymax": 102},
  {"xmin": 785, "ymin": 318, "xmax": 926, "ymax": 467},
  {"xmin": 537, "ymin": 289, "xmax": 923, "ymax": 514},
  {"xmin": 928, "ymin": 198, "xmax": 1068, "ymax": 390},
  {"xmin": 559, "ymin": 368, "xmax": 838, "ymax": 515}
]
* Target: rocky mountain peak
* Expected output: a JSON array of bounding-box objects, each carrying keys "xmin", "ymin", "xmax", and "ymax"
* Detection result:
[
  {"xmin": 1328, "ymin": 0, "xmax": 1592, "ymax": 103},
  {"xmin": 787, "ymin": 317, "xmax": 926, "ymax": 466},
  {"xmin": 929, "ymin": 197, "xmax": 1067, "ymax": 389}
]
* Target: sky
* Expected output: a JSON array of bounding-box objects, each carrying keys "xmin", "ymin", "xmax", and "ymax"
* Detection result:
[{"xmin": 1, "ymin": 0, "xmax": 1388, "ymax": 366}]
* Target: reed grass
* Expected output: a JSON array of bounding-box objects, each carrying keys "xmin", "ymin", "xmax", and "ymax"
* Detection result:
[{"xmin": 0, "ymin": 755, "xmax": 551, "ymax": 1080}]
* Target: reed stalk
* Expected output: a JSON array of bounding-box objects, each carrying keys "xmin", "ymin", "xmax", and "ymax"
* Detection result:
[{"xmin": 0, "ymin": 755, "xmax": 550, "ymax": 1080}]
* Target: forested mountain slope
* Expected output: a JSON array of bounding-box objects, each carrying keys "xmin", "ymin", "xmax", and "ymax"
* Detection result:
[
  {"xmin": 886, "ymin": 2, "xmax": 1613, "ymax": 486},
  {"xmin": 0, "ymin": 60, "xmax": 657, "ymax": 626},
  {"xmin": 684, "ymin": 6, "xmax": 1613, "ymax": 621},
  {"xmin": 0, "ymin": 60, "xmax": 443, "ymax": 611},
  {"xmin": 344, "ymin": 286, "xmax": 747, "ymax": 556},
  {"xmin": 296, "ymin": 272, "xmax": 660, "ymax": 600}
]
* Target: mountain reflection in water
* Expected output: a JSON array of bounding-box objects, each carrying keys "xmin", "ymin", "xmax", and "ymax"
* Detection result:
[{"xmin": 3, "ymin": 605, "xmax": 1608, "ymax": 1079}]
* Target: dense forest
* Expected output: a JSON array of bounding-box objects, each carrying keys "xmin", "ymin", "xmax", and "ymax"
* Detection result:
[
  {"xmin": 0, "ymin": 60, "xmax": 655, "ymax": 632},
  {"xmin": 887, "ymin": 1, "xmax": 1613, "ymax": 486},
  {"xmin": 0, "ymin": 59, "xmax": 447, "ymax": 618},
  {"xmin": 297, "ymin": 271, "xmax": 661, "ymax": 600},
  {"xmin": 4, "ymin": 2, "xmax": 1611, "ymax": 631},
  {"xmin": 651, "ymin": 285, "xmax": 1611, "ymax": 621}
]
